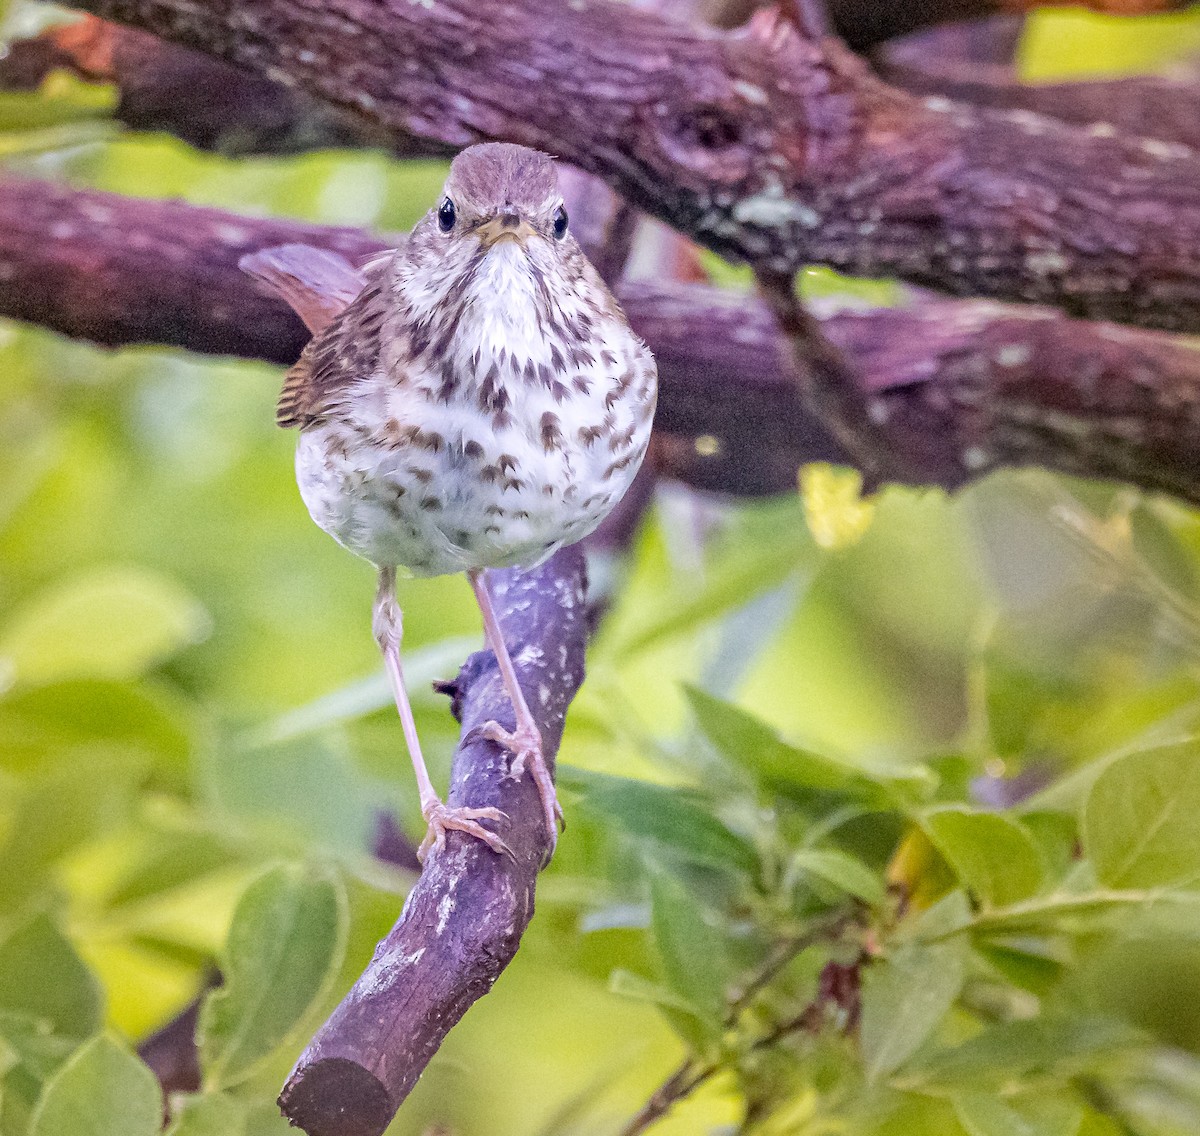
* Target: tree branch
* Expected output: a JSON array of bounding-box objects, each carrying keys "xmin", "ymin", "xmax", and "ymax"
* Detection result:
[
  {"xmin": 5, "ymin": 176, "xmax": 1200, "ymax": 503},
  {"xmin": 0, "ymin": 15, "xmax": 442, "ymax": 157},
  {"xmin": 45, "ymin": 0, "xmax": 1200, "ymax": 333},
  {"xmin": 279, "ymin": 550, "xmax": 586, "ymax": 1135},
  {"xmin": 879, "ymin": 18, "xmax": 1200, "ymax": 154}
]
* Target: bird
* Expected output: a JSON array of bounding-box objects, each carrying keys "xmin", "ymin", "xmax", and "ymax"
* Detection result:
[{"xmin": 242, "ymin": 143, "xmax": 657, "ymax": 863}]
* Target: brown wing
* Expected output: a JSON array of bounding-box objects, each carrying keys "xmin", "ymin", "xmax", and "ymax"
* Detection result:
[
  {"xmin": 275, "ymin": 268, "xmax": 391, "ymax": 429},
  {"xmin": 238, "ymin": 243, "xmax": 397, "ymax": 431}
]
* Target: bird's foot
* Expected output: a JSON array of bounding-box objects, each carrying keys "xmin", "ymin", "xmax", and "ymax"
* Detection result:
[
  {"xmin": 417, "ymin": 799, "xmax": 510, "ymax": 864},
  {"xmin": 475, "ymin": 719, "xmax": 564, "ymax": 849}
]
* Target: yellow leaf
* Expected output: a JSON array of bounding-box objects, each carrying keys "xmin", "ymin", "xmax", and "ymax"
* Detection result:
[{"xmin": 799, "ymin": 464, "xmax": 875, "ymax": 550}]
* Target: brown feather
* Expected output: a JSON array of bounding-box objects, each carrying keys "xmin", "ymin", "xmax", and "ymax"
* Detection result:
[
  {"xmin": 273, "ymin": 269, "xmax": 392, "ymax": 429},
  {"xmin": 239, "ymin": 244, "xmax": 370, "ymax": 334},
  {"xmin": 238, "ymin": 244, "xmax": 398, "ymax": 431}
]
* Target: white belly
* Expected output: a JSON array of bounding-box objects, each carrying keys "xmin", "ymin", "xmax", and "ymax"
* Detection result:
[{"xmin": 295, "ymin": 366, "xmax": 652, "ymax": 576}]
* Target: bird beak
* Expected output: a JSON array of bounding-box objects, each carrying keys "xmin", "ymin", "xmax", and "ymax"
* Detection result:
[{"xmin": 476, "ymin": 211, "xmax": 538, "ymax": 249}]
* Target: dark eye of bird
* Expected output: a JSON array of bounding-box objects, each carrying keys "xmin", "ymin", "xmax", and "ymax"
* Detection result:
[
  {"xmin": 437, "ymin": 198, "xmax": 457, "ymax": 232},
  {"xmin": 552, "ymin": 204, "xmax": 568, "ymax": 240}
]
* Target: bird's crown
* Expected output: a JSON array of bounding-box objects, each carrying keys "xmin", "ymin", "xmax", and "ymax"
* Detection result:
[{"xmin": 443, "ymin": 143, "xmax": 560, "ymax": 215}]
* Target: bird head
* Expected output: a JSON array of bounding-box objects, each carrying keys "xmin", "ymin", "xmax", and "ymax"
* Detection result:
[{"xmin": 433, "ymin": 143, "xmax": 570, "ymax": 254}]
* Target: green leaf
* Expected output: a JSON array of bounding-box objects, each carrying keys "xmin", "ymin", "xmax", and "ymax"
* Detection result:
[
  {"xmin": 0, "ymin": 1011, "xmax": 82, "ymax": 1083},
  {"xmin": 166, "ymin": 1092, "xmax": 247, "ymax": 1136},
  {"xmin": 0, "ymin": 77, "xmax": 116, "ymax": 133},
  {"xmin": 202, "ymin": 734, "xmax": 398, "ymax": 864},
  {"xmin": 198, "ymin": 863, "xmax": 348, "ymax": 1089},
  {"xmin": 923, "ymin": 807, "xmax": 1045, "ymax": 908},
  {"xmin": 686, "ymin": 686, "xmax": 931, "ymax": 804},
  {"xmin": 609, "ymin": 964, "xmax": 720, "ymax": 1060},
  {"xmin": 0, "ymin": 748, "xmax": 148, "ymax": 910},
  {"xmin": 963, "ymin": 889, "xmax": 1200, "ymax": 938},
  {"xmin": 0, "ymin": 914, "xmax": 102, "ymax": 1040},
  {"xmin": 105, "ymin": 828, "xmax": 244, "ymax": 909},
  {"xmin": 607, "ymin": 968, "xmax": 714, "ymax": 1019},
  {"xmin": 29, "ymin": 1035, "xmax": 161, "ymax": 1136},
  {"xmin": 1084, "ymin": 742, "xmax": 1200, "ymax": 889},
  {"xmin": 563, "ymin": 768, "xmax": 756, "ymax": 873},
  {"xmin": 0, "ymin": 678, "xmax": 193, "ymax": 778},
  {"xmin": 0, "ymin": 565, "xmax": 209, "ymax": 685},
  {"xmin": 789, "ymin": 848, "xmax": 884, "ymax": 906},
  {"xmin": 647, "ymin": 864, "xmax": 730, "ymax": 1053},
  {"xmin": 900, "ymin": 1016, "xmax": 1145, "ymax": 1092},
  {"xmin": 954, "ymin": 1093, "xmax": 1082, "ymax": 1136},
  {"xmin": 976, "ymin": 939, "xmax": 1067, "ymax": 997},
  {"xmin": 1130, "ymin": 500, "xmax": 1199, "ymax": 602},
  {"xmin": 860, "ymin": 941, "xmax": 966, "ymax": 1082}
]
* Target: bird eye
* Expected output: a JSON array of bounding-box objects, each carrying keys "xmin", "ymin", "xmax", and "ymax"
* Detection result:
[
  {"xmin": 552, "ymin": 204, "xmax": 568, "ymax": 240},
  {"xmin": 437, "ymin": 197, "xmax": 457, "ymax": 232}
]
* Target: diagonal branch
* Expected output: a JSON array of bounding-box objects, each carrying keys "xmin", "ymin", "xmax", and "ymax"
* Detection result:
[
  {"xmin": 279, "ymin": 549, "xmax": 587, "ymax": 1135},
  {"xmin": 48, "ymin": 0, "xmax": 1200, "ymax": 333}
]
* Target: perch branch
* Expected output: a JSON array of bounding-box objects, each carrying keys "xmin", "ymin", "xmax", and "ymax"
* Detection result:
[
  {"xmin": 280, "ymin": 550, "xmax": 587, "ymax": 1135},
  {"xmin": 4, "ymin": 177, "xmax": 1200, "ymax": 503},
  {"xmin": 46, "ymin": 0, "xmax": 1200, "ymax": 333}
]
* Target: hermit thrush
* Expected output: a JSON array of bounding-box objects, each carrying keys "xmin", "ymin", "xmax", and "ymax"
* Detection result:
[{"xmin": 243, "ymin": 144, "xmax": 657, "ymax": 862}]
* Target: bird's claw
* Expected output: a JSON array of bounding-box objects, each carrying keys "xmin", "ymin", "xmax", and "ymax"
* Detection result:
[
  {"xmin": 417, "ymin": 800, "xmax": 511, "ymax": 864},
  {"xmin": 471, "ymin": 718, "xmax": 564, "ymax": 850}
]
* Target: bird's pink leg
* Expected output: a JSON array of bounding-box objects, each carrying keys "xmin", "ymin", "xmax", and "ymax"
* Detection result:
[
  {"xmin": 467, "ymin": 569, "xmax": 564, "ymax": 852},
  {"xmin": 374, "ymin": 567, "xmax": 508, "ymax": 863}
]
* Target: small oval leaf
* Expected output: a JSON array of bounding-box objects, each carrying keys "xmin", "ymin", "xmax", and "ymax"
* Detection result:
[
  {"xmin": 1084, "ymin": 742, "xmax": 1200, "ymax": 889},
  {"xmin": 923, "ymin": 807, "xmax": 1045, "ymax": 908},
  {"xmin": 860, "ymin": 941, "xmax": 966, "ymax": 1082},
  {"xmin": 29, "ymin": 1035, "xmax": 161, "ymax": 1136},
  {"xmin": 791, "ymin": 848, "xmax": 884, "ymax": 906},
  {"xmin": 198, "ymin": 862, "xmax": 348, "ymax": 1089}
]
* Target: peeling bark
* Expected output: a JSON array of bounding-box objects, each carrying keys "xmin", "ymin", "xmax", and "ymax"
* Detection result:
[{"xmin": 45, "ymin": 0, "xmax": 1200, "ymax": 332}]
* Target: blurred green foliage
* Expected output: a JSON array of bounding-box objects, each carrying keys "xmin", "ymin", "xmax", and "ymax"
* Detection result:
[{"xmin": 4, "ymin": 4, "xmax": 1200, "ymax": 1135}]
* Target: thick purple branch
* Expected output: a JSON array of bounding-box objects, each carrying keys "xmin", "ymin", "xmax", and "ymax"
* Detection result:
[
  {"xmin": 44, "ymin": 0, "xmax": 1200, "ymax": 332},
  {"xmin": 3, "ymin": 177, "xmax": 1200, "ymax": 503},
  {"xmin": 0, "ymin": 15, "xmax": 441, "ymax": 157}
]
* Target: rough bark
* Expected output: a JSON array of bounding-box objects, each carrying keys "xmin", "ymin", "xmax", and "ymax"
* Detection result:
[
  {"xmin": 45, "ymin": 0, "xmax": 1200, "ymax": 333},
  {"xmin": 0, "ymin": 15, "xmax": 440, "ymax": 157},
  {"xmin": 5, "ymin": 176, "xmax": 1200, "ymax": 504},
  {"xmin": 279, "ymin": 550, "xmax": 587, "ymax": 1136}
]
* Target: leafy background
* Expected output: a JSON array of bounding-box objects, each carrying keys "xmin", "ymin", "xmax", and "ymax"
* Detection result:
[{"xmin": 5, "ymin": 4, "xmax": 1200, "ymax": 1134}]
